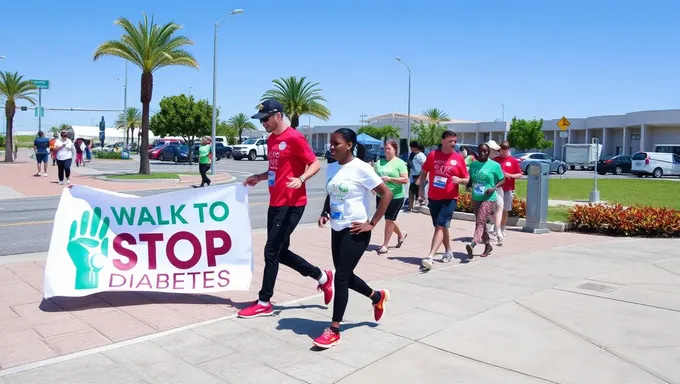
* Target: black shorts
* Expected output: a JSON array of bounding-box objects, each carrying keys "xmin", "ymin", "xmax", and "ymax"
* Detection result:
[
  {"xmin": 428, "ymin": 199, "xmax": 457, "ymax": 228},
  {"xmin": 376, "ymin": 196, "xmax": 404, "ymax": 221},
  {"xmin": 409, "ymin": 182, "xmax": 419, "ymax": 198}
]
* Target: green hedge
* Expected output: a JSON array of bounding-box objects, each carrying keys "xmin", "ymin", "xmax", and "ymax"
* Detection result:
[{"xmin": 95, "ymin": 151, "xmax": 126, "ymax": 159}]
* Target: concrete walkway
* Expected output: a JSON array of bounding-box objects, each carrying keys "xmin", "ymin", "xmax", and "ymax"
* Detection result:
[{"xmin": 1, "ymin": 230, "xmax": 678, "ymax": 383}]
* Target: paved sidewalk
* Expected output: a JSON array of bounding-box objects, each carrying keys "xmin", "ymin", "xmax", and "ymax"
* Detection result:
[
  {"xmin": 0, "ymin": 214, "xmax": 612, "ymax": 372},
  {"xmin": 1, "ymin": 232, "xmax": 678, "ymax": 383},
  {"xmin": 0, "ymin": 157, "xmax": 233, "ymax": 199}
]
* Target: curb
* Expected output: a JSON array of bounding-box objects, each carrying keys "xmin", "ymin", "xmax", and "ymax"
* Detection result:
[
  {"xmin": 416, "ymin": 205, "xmax": 572, "ymax": 232},
  {"xmin": 94, "ymin": 174, "xmax": 235, "ymax": 184}
]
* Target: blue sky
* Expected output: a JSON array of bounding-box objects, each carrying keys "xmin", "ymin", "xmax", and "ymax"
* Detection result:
[{"xmin": 2, "ymin": 0, "xmax": 679, "ymax": 133}]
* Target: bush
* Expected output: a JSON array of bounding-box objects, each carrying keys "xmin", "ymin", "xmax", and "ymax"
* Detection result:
[
  {"xmin": 95, "ymin": 151, "xmax": 124, "ymax": 159},
  {"xmin": 455, "ymin": 192, "xmax": 526, "ymax": 218},
  {"xmin": 569, "ymin": 204, "xmax": 680, "ymax": 237},
  {"xmin": 0, "ymin": 136, "xmax": 4, "ymax": 147}
]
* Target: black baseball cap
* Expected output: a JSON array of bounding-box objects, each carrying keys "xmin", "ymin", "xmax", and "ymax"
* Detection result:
[{"xmin": 251, "ymin": 98, "xmax": 284, "ymax": 120}]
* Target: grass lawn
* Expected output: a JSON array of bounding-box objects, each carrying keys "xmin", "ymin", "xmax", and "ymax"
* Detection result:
[
  {"xmin": 513, "ymin": 178, "xmax": 680, "ymax": 210},
  {"xmin": 107, "ymin": 172, "xmax": 192, "ymax": 180}
]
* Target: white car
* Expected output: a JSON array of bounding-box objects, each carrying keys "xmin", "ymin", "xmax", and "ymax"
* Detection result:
[{"xmin": 631, "ymin": 151, "xmax": 680, "ymax": 178}]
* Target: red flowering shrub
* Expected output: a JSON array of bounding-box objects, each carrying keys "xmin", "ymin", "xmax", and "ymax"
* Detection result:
[
  {"xmin": 568, "ymin": 204, "xmax": 680, "ymax": 237},
  {"xmin": 455, "ymin": 192, "xmax": 526, "ymax": 218}
]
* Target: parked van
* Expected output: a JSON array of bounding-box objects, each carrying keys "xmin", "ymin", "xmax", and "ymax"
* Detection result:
[{"xmin": 631, "ymin": 151, "xmax": 680, "ymax": 178}]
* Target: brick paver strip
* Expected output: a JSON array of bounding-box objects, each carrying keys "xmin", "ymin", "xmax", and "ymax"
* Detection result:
[{"xmin": 0, "ymin": 213, "xmax": 612, "ymax": 370}]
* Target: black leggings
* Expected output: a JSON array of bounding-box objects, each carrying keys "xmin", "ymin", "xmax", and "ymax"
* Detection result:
[
  {"xmin": 56, "ymin": 159, "xmax": 72, "ymax": 182},
  {"xmin": 331, "ymin": 228, "xmax": 373, "ymax": 322},
  {"xmin": 199, "ymin": 163, "xmax": 211, "ymax": 186}
]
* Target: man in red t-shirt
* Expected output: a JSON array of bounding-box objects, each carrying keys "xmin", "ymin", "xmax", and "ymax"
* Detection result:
[
  {"xmin": 417, "ymin": 130, "xmax": 469, "ymax": 270},
  {"xmin": 237, "ymin": 99, "xmax": 334, "ymax": 319},
  {"xmin": 493, "ymin": 140, "xmax": 523, "ymax": 236}
]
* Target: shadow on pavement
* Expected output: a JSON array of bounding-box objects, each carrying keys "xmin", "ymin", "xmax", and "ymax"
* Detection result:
[{"xmin": 276, "ymin": 317, "xmax": 377, "ymax": 349}]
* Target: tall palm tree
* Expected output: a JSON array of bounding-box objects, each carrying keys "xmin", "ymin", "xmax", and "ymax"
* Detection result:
[
  {"xmin": 261, "ymin": 76, "xmax": 331, "ymax": 129},
  {"xmin": 0, "ymin": 72, "xmax": 37, "ymax": 162},
  {"xmin": 93, "ymin": 13, "xmax": 199, "ymax": 174},
  {"xmin": 226, "ymin": 113, "xmax": 256, "ymax": 143},
  {"xmin": 422, "ymin": 108, "xmax": 450, "ymax": 125},
  {"xmin": 114, "ymin": 107, "xmax": 142, "ymax": 146}
]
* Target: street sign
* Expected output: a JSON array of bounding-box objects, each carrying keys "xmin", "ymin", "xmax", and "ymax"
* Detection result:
[
  {"xmin": 557, "ymin": 116, "xmax": 570, "ymax": 131},
  {"xmin": 559, "ymin": 131, "xmax": 568, "ymax": 138},
  {"xmin": 34, "ymin": 107, "xmax": 44, "ymax": 118},
  {"xmin": 30, "ymin": 79, "xmax": 50, "ymax": 89}
]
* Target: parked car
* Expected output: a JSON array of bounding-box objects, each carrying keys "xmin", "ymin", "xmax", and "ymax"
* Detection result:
[
  {"xmin": 158, "ymin": 144, "xmax": 191, "ymax": 162},
  {"xmin": 516, "ymin": 152, "xmax": 568, "ymax": 174},
  {"xmin": 191, "ymin": 142, "xmax": 232, "ymax": 160},
  {"xmin": 147, "ymin": 144, "xmax": 167, "ymax": 160},
  {"xmin": 597, "ymin": 155, "xmax": 632, "ymax": 175},
  {"xmin": 631, "ymin": 151, "xmax": 680, "ymax": 178},
  {"xmin": 149, "ymin": 138, "xmax": 183, "ymax": 150}
]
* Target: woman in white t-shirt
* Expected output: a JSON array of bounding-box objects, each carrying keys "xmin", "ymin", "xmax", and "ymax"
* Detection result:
[
  {"xmin": 312, "ymin": 128, "xmax": 394, "ymax": 350},
  {"xmin": 54, "ymin": 131, "xmax": 74, "ymax": 185}
]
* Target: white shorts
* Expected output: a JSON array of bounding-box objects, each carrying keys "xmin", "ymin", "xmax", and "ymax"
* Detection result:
[
  {"xmin": 503, "ymin": 190, "xmax": 514, "ymax": 211},
  {"xmin": 494, "ymin": 187, "xmax": 504, "ymax": 211}
]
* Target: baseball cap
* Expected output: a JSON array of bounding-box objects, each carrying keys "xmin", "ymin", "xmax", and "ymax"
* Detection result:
[
  {"xmin": 251, "ymin": 99, "xmax": 284, "ymax": 120},
  {"xmin": 486, "ymin": 140, "xmax": 501, "ymax": 151}
]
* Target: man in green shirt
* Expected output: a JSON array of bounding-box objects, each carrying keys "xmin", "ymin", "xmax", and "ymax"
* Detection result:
[
  {"xmin": 373, "ymin": 141, "xmax": 409, "ymax": 254},
  {"xmin": 196, "ymin": 136, "xmax": 212, "ymax": 188}
]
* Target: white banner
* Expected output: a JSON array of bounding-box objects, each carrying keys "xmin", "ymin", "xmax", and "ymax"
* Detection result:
[{"xmin": 43, "ymin": 184, "xmax": 253, "ymax": 298}]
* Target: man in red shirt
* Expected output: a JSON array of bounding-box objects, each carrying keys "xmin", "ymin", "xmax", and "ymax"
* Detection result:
[
  {"xmin": 238, "ymin": 99, "xmax": 334, "ymax": 319},
  {"xmin": 418, "ymin": 130, "xmax": 469, "ymax": 270},
  {"xmin": 494, "ymin": 140, "xmax": 523, "ymax": 236}
]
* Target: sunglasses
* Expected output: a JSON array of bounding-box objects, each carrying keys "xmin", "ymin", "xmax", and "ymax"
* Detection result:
[{"xmin": 259, "ymin": 111, "xmax": 280, "ymax": 124}]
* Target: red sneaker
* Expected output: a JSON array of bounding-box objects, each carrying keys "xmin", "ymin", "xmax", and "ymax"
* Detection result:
[
  {"xmin": 373, "ymin": 289, "xmax": 390, "ymax": 321},
  {"xmin": 317, "ymin": 270, "xmax": 334, "ymax": 305},
  {"xmin": 237, "ymin": 301, "xmax": 273, "ymax": 319},
  {"xmin": 313, "ymin": 328, "xmax": 341, "ymax": 349}
]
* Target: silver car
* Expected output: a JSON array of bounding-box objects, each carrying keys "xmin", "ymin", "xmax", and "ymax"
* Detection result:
[{"xmin": 516, "ymin": 152, "xmax": 568, "ymax": 175}]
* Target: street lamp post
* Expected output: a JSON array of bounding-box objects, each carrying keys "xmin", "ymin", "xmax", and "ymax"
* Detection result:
[
  {"xmin": 396, "ymin": 57, "xmax": 411, "ymax": 155},
  {"xmin": 0, "ymin": 56, "xmax": 5, "ymax": 137},
  {"xmin": 211, "ymin": 8, "xmax": 243, "ymax": 175},
  {"xmin": 123, "ymin": 61, "xmax": 128, "ymax": 150}
]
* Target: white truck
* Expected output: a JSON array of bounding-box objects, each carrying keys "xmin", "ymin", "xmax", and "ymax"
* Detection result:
[
  {"xmin": 564, "ymin": 143, "xmax": 602, "ymax": 170},
  {"xmin": 231, "ymin": 137, "xmax": 268, "ymax": 161}
]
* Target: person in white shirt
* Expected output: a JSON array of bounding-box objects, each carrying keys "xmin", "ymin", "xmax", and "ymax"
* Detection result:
[
  {"xmin": 54, "ymin": 131, "xmax": 74, "ymax": 185},
  {"xmin": 408, "ymin": 141, "xmax": 427, "ymax": 210},
  {"xmin": 313, "ymin": 128, "xmax": 393, "ymax": 350}
]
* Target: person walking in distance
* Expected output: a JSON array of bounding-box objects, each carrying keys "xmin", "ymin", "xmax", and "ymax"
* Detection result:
[
  {"xmin": 54, "ymin": 131, "xmax": 74, "ymax": 186},
  {"xmin": 407, "ymin": 141, "xmax": 426, "ymax": 211},
  {"xmin": 418, "ymin": 131, "xmax": 469, "ymax": 270},
  {"xmin": 195, "ymin": 136, "xmax": 212, "ymax": 188},
  {"xmin": 466, "ymin": 143, "xmax": 505, "ymax": 258},
  {"xmin": 33, "ymin": 131, "xmax": 50, "ymax": 177},
  {"xmin": 238, "ymin": 98, "xmax": 334, "ymax": 319},
  {"xmin": 494, "ymin": 140, "xmax": 523, "ymax": 236},
  {"xmin": 374, "ymin": 139, "xmax": 408, "ymax": 254},
  {"xmin": 49, "ymin": 132, "xmax": 58, "ymax": 166},
  {"xmin": 314, "ymin": 128, "xmax": 392, "ymax": 349}
]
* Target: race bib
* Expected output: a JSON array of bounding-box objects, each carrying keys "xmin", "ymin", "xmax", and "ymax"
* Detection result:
[
  {"xmin": 267, "ymin": 170, "xmax": 276, "ymax": 186},
  {"xmin": 330, "ymin": 202, "xmax": 344, "ymax": 220},
  {"xmin": 473, "ymin": 182, "xmax": 486, "ymax": 195},
  {"xmin": 433, "ymin": 176, "xmax": 448, "ymax": 189}
]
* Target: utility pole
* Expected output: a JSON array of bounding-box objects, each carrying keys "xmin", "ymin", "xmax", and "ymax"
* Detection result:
[{"xmin": 360, "ymin": 113, "xmax": 367, "ymax": 126}]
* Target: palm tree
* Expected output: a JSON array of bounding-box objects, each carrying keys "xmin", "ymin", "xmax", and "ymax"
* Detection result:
[
  {"xmin": 422, "ymin": 108, "xmax": 450, "ymax": 125},
  {"xmin": 93, "ymin": 13, "xmax": 199, "ymax": 174},
  {"xmin": 261, "ymin": 76, "xmax": 331, "ymax": 129},
  {"xmin": 114, "ymin": 107, "xmax": 142, "ymax": 146},
  {"xmin": 226, "ymin": 113, "xmax": 256, "ymax": 143},
  {"xmin": 0, "ymin": 72, "xmax": 37, "ymax": 162}
]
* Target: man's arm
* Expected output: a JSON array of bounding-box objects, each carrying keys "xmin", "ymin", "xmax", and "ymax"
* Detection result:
[{"xmin": 300, "ymin": 159, "xmax": 321, "ymax": 182}]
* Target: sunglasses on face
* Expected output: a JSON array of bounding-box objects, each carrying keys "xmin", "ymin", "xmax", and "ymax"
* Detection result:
[{"xmin": 260, "ymin": 113, "xmax": 276, "ymax": 124}]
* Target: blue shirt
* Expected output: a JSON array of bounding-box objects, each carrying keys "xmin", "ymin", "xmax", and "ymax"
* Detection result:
[{"xmin": 34, "ymin": 137, "xmax": 50, "ymax": 155}]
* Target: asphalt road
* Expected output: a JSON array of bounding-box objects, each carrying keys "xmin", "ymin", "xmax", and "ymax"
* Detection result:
[{"xmin": 0, "ymin": 158, "xmax": 329, "ymax": 257}]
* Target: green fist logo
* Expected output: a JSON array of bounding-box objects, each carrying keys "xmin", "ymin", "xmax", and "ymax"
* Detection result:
[{"xmin": 67, "ymin": 208, "xmax": 110, "ymax": 290}]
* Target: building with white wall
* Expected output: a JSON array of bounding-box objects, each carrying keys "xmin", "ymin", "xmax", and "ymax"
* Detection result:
[{"xmin": 303, "ymin": 109, "xmax": 680, "ymax": 159}]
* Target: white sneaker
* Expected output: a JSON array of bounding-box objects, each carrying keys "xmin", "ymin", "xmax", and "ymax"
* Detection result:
[
  {"xmin": 441, "ymin": 251, "xmax": 453, "ymax": 263},
  {"xmin": 496, "ymin": 231, "xmax": 504, "ymax": 246},
  {"xmin": 37, "ymin": 172, "xmax": 42, "ymax": 176},
  {"xmin": 58, "ymin": 181, "xmax": 63, "ymax": 185},
  {"xmin": 501, "ymin": 229, "xmax": 507, "ymax": 237},
  {"xmin": 43, "ymin": 173, "xmax": 48, "ymax": 177},
  {"xmin": 67, "ymin": 179, "xmax": 71, "ymax": 185},
  {"xmin": 422, "ymin": 257, "xmax": 434, "ymax": 270}
]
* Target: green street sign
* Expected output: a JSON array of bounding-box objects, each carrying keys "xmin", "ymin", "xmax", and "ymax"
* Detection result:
[
  {"xmin": 34, "ymin": 107, "xmax": 44, "ymax": 118},
  {"xmin": 30, "ymin": 79, "xmax": 49, "ymax": 89}
]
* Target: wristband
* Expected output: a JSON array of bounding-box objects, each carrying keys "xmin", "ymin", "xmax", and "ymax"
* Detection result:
[{"xmin": 299, "ymin": 176, "xmax": 306, "ymax": 183}]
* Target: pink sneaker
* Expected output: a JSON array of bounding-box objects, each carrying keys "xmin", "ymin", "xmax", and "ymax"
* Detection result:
[
  {"xmin": 237, "ymin": 301, "xmax": 273, "ymax": 319},
  {"xmin": 313, "ymin": 328, "xmax": 341, "ymax": 349},
  {"xmin": 373, "ymin": 289, "xmax": 390, "ymax": 321},
  {"xmin": 318, "ymin": 270, "xmax": 334, "ymax": 305}
]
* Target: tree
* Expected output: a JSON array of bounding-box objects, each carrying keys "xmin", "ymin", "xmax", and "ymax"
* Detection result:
[
  {"xmin": 114, "ymin": 107, "xmax": 142, "ymax": 146},
  {"xmin": 93, "ymin": 13, "xmax": 199, "ymax": 174},
  {"xmin": 357, "ymin": 125, "xmax": 400, "ymax": 142},
  {"xmin": 507, "ymin": 117, "xmax": 552, "ymax": 152},
  {"xmin": 421, "ymin": 108, "xmax": 450, "ymax": 125},
  {"xmin": 0, "ymin": 72, "xmax": 37, "ymax": 162},
  {"xmin": 226, "ymin": 113, "xmax": 256, "ymax": 143},
  {"xmin": 412, "ymin": 121, "xmax": 446, "ymax": 149},
  {"xmin": 216, "ymin": 121, "xmax": 238, "ymax": 145},
  {"xmin": 150, "ymin": 95, "xmax": 212, "ymax": 163},
  {"xmin": 261, "ymin": 76, "xmax": 331, "ymax": 128}
]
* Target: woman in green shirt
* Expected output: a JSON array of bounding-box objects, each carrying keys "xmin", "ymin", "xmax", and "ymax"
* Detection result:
[
  {"xmin": 374, "ymin": 140, "xmax": 409, "ymax": 254},
  {"xmin": 196, "ymin": 136, "xmax": 212, "ymax": 188},
  {"xmin": 465, "ymin": 143, "xmax": 504, "ymax": 258}
]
